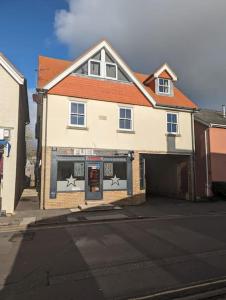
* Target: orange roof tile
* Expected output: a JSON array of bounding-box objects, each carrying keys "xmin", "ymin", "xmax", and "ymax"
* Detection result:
[
  {"xmin": 38, "ymin": 56, "xmax": 72, "ymax": 88},
  {"xmin": 49, "ymin": 75, "xmax": 152, "ymax": 107},
  {"xmin": 134, "ymin": 72, "xmax": 197, "ymax": 109},
  {"xmin": 38, "ymin": 55, "xmax": 197, "ymax": 109}
]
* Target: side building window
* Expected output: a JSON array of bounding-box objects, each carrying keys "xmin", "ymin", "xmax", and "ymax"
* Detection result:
[
  {"xmin": 167, "ymin": 113, "xmax": 178, "ymax": 134},
  {"xmin": 119, "ymin": 107, "xmax": 133, "ymax": 131},
  {"xmin": 69, "ymin": 102, "xmax": 86, "ymax": 127},
  {"xmin": 103, "ymin": 161, "xmax": 127, "ymax": 190},
  {"xmin": 57, "ymin": 160, "xmax": 85, "ymax": 192}
]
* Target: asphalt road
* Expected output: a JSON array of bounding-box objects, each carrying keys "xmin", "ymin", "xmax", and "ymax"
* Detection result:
[{"xmin": 1, "ymin": 214, "xmax": 226, "ymax": 299}]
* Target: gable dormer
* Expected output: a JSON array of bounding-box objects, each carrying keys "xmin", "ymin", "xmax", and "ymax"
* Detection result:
[
  {"xmin": 73, "ymin": 48, "xmax": 131, "ymax": 83},
  {"xmin": 144, "ymin": 63, "xmax": 177, "ymax": 97}
]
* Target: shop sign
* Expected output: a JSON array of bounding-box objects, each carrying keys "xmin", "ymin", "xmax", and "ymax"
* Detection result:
[{"xmin": 86, "ymin": 156, "xmax": 103, "ymax": 161}]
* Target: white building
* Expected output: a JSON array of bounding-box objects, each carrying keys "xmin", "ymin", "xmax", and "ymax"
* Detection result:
[{"xmin": 0, "ymin": 53, "xmax": 29, "ymax": 214}]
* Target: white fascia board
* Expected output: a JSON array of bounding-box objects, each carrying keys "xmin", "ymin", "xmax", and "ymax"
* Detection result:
[
  {"xmin": 0, "ymin": 55, "xmax": 24, "ymax": 85},
  {"xmin": 154, "ymin": 63, "xmax": 177, "ymax": 81},
  {"xmin": 43, "ymin": 40, "xmax": 156, "ymax": 106}
]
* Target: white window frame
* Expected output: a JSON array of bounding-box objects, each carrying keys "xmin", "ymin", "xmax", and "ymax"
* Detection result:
[
  {"xmin": 166, "ymin": 112, "xmax": 179, "ymax": 135},
  {"xmin": 69, "ymin": 101, "xmax": 87, "ymax": 128},
  {"xmin": 88, "ymin": 59, "xmax": 101, "ymax": 78},
  {"xmin": 118, "ymin": 106, "xmax": 133, "ymax": 131},
  {"xmin": 87, "ymin": 49, "xmax": 119, "ymax": 80},
  {"xmin": 158, "ymin": 78, "xmax": 171, "ymax": 95},
  {"xmin": 105, "ymin": 62, "xmax": 118, "ymax": 80}
]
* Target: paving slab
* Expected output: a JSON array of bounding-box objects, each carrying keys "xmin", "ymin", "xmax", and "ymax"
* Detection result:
[{"xmin": 19, "ymin": 217, "xmax": 36, "ymax": 226}]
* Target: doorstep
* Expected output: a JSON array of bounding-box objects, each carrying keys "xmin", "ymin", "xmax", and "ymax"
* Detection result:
[{"xmin": 78, "ymin": 202, "xmax": 122, "ymax": 212}]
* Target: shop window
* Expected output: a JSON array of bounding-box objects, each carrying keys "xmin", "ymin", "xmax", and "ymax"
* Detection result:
[
  {"xmin": 57, "ymin": 161, "xmax": 85, "ymax": 192},
  {"xmin": 103, "ymin": 161, "xmax": 127, "ymax": 190}
]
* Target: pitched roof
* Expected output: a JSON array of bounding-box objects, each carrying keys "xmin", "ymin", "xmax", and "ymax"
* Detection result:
[
  {"xmin": 195, "ymin": 109, "xmax": 226, "ymax": 127},
  {"xmin": 0, "ymin": 52, "xmax": 24, "ymax": 84},
  {"xmin": 134, "ymin": 72, "xmax": 197, "ymax": 109},
  {"xmin": 38, "ymin": 56, "xmax": 72, "ymax": 88},
  {"xmin": 38, "ymin": 55, "xmax": 197, "ymax": 109},
  {"xmin": 49, "ymin": 75, "xmax": 151, "ymax": 107}
]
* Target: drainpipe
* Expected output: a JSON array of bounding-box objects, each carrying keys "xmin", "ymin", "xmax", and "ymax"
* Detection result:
[
  {"xmin": 37, "ymin": 89, "xmax": 47, "ymax": 209},
  {"xmin": 191, "ymin": 110, "xmax": 196, "ymax": 201},
  {"xmin": 204, "ymin": 128, "xmax": 209, "ymax": 197}
]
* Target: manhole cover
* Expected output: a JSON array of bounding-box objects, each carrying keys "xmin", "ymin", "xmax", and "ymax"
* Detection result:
[{"xmin": 9, "ymin": 231, "xmax": 35, "ymax": 242}]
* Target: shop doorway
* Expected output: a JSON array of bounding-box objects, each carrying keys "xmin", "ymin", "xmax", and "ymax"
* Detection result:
[{"xmin": 85, "ymin": 162, "xmax": 103, "ymax": 200}]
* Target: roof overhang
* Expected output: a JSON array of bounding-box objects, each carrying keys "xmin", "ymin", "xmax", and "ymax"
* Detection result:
[
  {"xmin": 155, "ymin": 103, "xmax": 197, "ymax": 112},
  {"xmin": 195, "ymin": 118, "xmax": 226, "ymax": 128},
  {"xmin": 0, "ymin": 54, "xmax": 24, "ymax": 85},
  {"xmin": 43, "ymin": 40, "xmax": 156, "ymax": 107},
  {"xmin": 153, "ymin": 63, "xmax": 178, "ymax": 81}
]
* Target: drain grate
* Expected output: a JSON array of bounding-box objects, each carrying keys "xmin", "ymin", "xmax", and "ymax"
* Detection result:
[{"xmin": 9, "ymin": 231, "xmax": 35, "ymax": 242}]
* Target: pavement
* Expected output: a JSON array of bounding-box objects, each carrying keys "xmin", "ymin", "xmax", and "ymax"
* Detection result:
[{"xmin": 1, "ymin": 189, "xmax": 226, "ymax": 230}]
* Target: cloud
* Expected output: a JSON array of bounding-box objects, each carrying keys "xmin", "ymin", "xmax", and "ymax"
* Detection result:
[{"xmin": 55, "ymin": 0, "xmax": 226, "ymax": 109}]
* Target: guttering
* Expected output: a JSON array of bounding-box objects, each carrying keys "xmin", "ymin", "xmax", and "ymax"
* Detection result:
[
  {"xmin": 155, "ymin": 104, "xmax": 198, "ymax": 113},
  {"xmin": 209, "ymin": 123, "xmax": 226, "ymax": 129},
  {"xmin": 195, "ymin": 119, "xmax": 226, "ymax": 129}
]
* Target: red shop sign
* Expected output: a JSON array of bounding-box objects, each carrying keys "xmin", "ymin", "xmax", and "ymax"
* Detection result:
[{"xmin": 86, "ymin": 156, "xmax": 103, "ymax": 161}]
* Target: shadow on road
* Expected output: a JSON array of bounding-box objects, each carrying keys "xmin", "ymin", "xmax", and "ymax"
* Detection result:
[{"xmin": 0, "ymin": 212, "xmax": 106, "ymax": 300}]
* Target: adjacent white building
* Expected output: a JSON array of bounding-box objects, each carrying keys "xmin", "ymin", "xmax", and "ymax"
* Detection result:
[{"xmin": 0, "ymin": 53, "xmax": 29, "ymax": 214}]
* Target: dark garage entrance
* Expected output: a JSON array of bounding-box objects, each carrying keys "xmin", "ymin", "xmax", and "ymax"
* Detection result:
[{"xmin": 143, "ymin": 154, "xmax": 192, "ymax": 200}]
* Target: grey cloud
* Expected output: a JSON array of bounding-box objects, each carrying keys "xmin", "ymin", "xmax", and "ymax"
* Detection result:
[{"xmin": 54, "ymin": 0, "xmax": 226, "ymax": 109}]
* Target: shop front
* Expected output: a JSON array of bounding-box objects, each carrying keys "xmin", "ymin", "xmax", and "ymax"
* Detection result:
[{"xmin": 49, "ymin": 148, "xmax": 133, "ymax": 203}]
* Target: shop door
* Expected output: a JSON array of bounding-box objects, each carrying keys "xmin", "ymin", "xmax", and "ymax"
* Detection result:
[{"xmin": 85, "ymin": 162, "xmax": 103, "ymax": 200}]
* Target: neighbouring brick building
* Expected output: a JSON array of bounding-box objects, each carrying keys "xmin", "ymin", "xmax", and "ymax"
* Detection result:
[
  {"xmin": 34, "ymin": 40, "xmax": 197, "ymax": 209},
  {"xmin": 195, "ymin": 108, "xmax": 226, "ymax": 198}
]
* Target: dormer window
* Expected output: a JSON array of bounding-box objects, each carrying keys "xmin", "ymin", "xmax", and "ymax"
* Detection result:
[{"xmin": 158, "ymin": 78, "xmax": 171, "ymax": 95}]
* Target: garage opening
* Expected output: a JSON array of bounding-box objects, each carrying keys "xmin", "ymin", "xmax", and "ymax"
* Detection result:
[{"xmin": 141, "ymin": 154, "xmax": 192, "ymax": 200}]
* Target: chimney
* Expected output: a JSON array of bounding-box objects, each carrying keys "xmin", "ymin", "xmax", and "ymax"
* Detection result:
[{"xmin": 222, "ymin": 105, "xmax": 226, "ymax": 118}]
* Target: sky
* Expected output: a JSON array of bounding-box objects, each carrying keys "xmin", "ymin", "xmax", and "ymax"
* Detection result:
[{"xmin": 1, "ymin": 0, "xmax": 226, "ymax": 132}]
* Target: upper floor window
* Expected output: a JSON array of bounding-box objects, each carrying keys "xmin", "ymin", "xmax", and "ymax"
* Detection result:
[
  {"xmin": 106, "ymin": 63, "xmax": 117, "ymax": 79},
  {"xmin": 167, "ymin": 113, "xmax": 178, "ymax": 134},
  {"xmin": 69, "ymin": 102, "xmax": 86, "ymax": 127},
  {"xmin": 158, "ymin": 78, "xmax": 171, "ymax": 94},
  {"xmin": 73, "ymin": 49, "xmax": 130, "ymax": 82},
  {"xmin": 119, "ymin": 107, "xmax": 133, "ymax": 130},
  {"xmin": 89, "ymin": 60, "xmax": 101, "ymax": 77}
]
